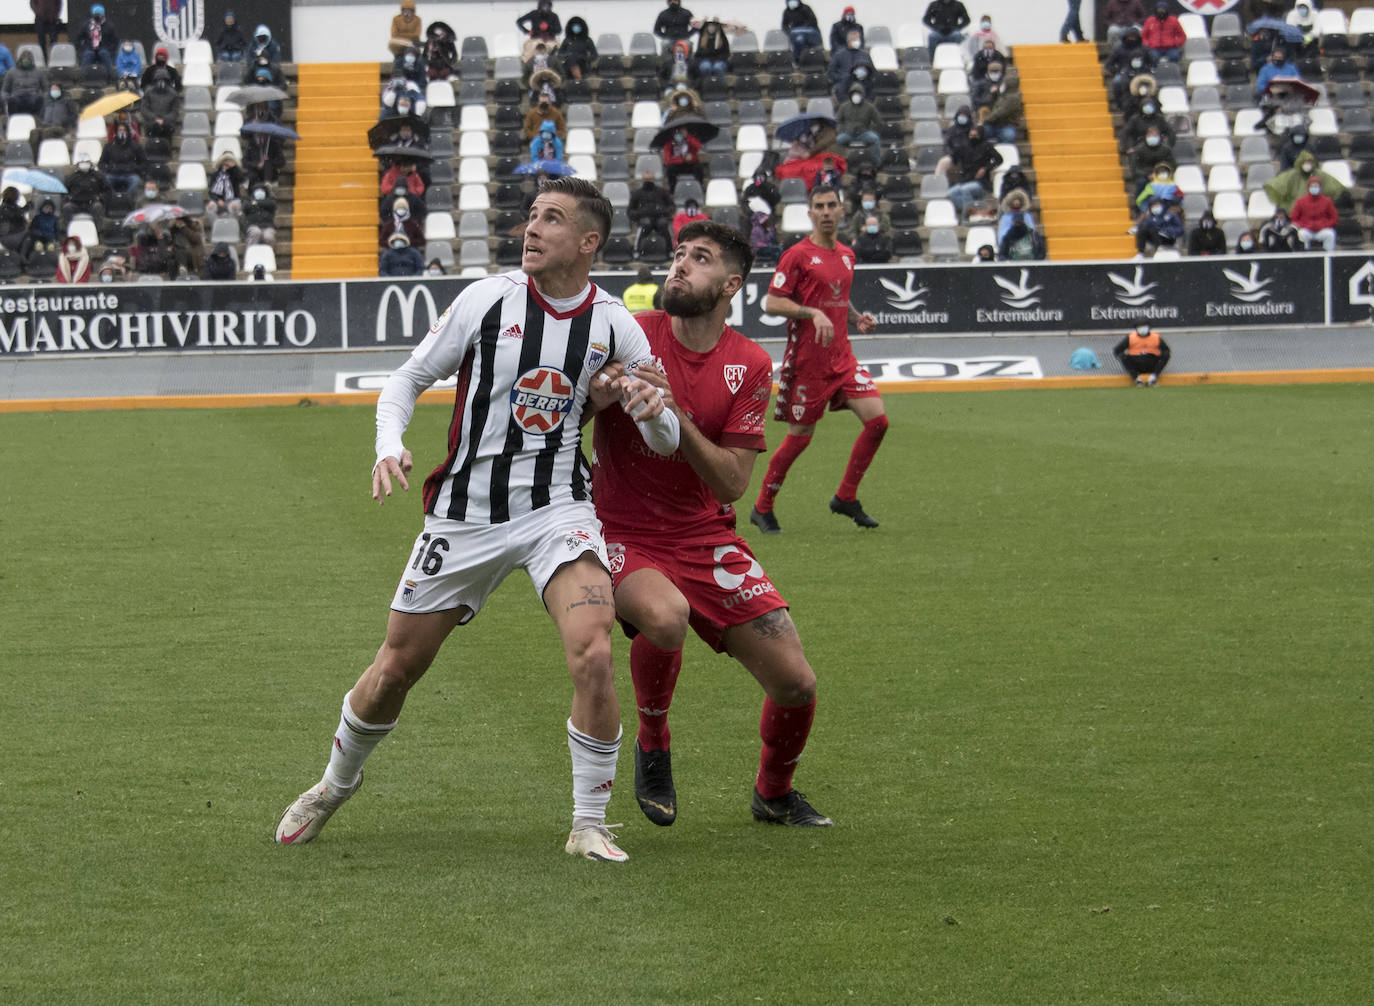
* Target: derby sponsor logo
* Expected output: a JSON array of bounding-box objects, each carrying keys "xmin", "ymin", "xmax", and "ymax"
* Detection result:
[
  {"xmin": 376, "ymin": 283, "xmax": 440, "ymax": 343},
  {"xmin": 1091, "ymin": 266, "xmax": 1180, "ymax": 322},
  {"xmin": 509, "ymin": 366, "xmax": 574, "ymax": 434},
  {"xmin": 0, "ymin": 291, "xmax": 318, "ymax": 354},
  {"xmin": 1207, "ymin": 262, "xmax": 1295, "ymax": 317},
  {"xmin": 979, "ymin": 270, "xmax": 1064, "ymax": 323}
]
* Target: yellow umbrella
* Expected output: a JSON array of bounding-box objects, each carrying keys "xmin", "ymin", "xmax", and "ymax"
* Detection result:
[{"xmin": 79, "ymin": 91, "xmax": 140, "ymax": 121}]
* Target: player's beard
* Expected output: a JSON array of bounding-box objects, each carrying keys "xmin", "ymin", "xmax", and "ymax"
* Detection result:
[{"xmin": 662, "ymin": 278, "xmax": 723, "ymax": 318}]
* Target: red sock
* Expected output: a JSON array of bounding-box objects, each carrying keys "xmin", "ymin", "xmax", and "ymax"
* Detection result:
[
  {"xmin": 755, "ymin": 697, "xmax": 817, "ymax": 799},
  {"xmin": 630, "ymin": 634, "xmax": 682, "ymax": 751},
  {"xmin": 836, "ymin": 415, "xmax": 889, "ymax": 501},
  {"xmin": 755, "ymin": 433, "xmax": 812, "ymax": 512}
]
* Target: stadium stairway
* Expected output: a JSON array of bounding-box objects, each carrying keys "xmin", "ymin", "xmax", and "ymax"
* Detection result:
[
  {"xmin": 1015, "ymin": 44, "xmax": 1135, "ymax": 261},
  {"xmin": 290, "ymin": 64, "xmax": 381, "ymax": 279}
]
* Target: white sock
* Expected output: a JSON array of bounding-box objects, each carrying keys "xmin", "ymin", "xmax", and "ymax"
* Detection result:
[
  {"xmin": 322, "ymin": 690, "xmax": 396, "ymax": 790},
  {"xmin": 567, "ymin": 718, "xmax": 621, "ymax": 828}
]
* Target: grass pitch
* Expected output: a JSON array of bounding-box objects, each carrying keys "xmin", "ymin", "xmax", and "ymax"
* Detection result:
[{"xmin": 1, "ymin": 385, "xmax": 1371, "ymax": 1004}]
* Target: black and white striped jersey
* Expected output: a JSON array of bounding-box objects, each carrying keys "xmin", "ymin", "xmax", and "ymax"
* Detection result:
[{"xmin": 375, "ymin": 270, "xmax": 656, "ymax": 524}]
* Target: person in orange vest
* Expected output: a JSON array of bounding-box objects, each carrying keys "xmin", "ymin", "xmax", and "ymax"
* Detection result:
[{"xmin": 1112, "ymin": 321, "xmax": 1171, "ymax": 386}]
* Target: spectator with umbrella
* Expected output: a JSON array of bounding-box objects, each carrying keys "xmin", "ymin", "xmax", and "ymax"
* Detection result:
[
  {"xmin": 1244, "ymin": 12, "xmax": 1301, "ymax": 71},
  {"xmin": 654, "ymin": 117, "xmax": 712, "ymax": 192},
  {"xmin": 425, "ymin": 21, "xmax": 458, "ymax": 80},
  {"xmin": 242, "ymin": 121, "xmax": 295, "ymax": 185},
  {"xmin": 774, "ymin": 114, "xmax": 847, "ymax": 192}
]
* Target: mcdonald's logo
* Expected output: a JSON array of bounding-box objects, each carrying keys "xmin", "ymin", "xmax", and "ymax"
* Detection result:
[{"xmin": 375, "ymin": 283, "xmax": 440, "ymax": 343}]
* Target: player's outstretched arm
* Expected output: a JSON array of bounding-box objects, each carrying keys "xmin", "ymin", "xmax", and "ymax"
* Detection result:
[
  {"xmin": 765, "ymin": 293, "xmax": 833, "ymax": 345},
  {"xmin": 371, "ymin": 451, "xmax": 414, "ymax": 504},
  {"xmin": 632, "ymin": 365, "xmax": 755, "ymax": 502}
]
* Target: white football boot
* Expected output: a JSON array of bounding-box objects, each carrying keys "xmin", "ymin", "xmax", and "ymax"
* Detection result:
[
  {"xmin": 564, "ymin": 823, "xmax": 629, "ymax": 862},
  {"xmin": 273, "ymin": 774, "xmax": 363, "ymax": 845}
]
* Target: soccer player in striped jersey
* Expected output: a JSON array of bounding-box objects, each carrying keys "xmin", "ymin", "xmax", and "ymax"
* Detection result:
[
  {"xmin": 749, "ymin": 184, "xmax": 887, "ymax": 534},
  {"xmin": 274, "ymin": 177, "xmax": 681, "ymax": 862},
  {"xmin": 589, "ymin": 221, "xmax": 833, "ymax": 828}
]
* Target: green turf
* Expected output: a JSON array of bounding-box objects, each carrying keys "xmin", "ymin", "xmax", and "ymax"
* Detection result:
[{"xmin": 2, "ymin": 385, "xmax": 1371, "ymax": 1004}]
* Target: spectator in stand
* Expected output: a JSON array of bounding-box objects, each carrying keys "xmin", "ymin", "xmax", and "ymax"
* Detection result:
[
  {"xmin": 1122, "ymin": 88, "xmax": 1174, "ymax": 150},
  {"xmin": 1286, "ymin": 2, "xmax": 1322, "ymax": 59},
  {"xmin": 996, "ymin": 188, "xmax": 1035, "ymax": 244},
  {"xmin": 74, "ymin": 5, "xmax": 120, "ymax": 75},
  {"xmin": 1235, "ymin": 230, "xmax": 1258, "ymax": 253},
  {"xmin": 248, "ymin": 25, "xmax": 282, "ymax": 68},
  {"xmin": 830, "ymin": 7, "xmax": 864, "ymax": 53},
  {"xmin": 1107, "ymin": 30, "xmax": 1156, "ymax": 106},
  {"xmin": 393, "ymin": 45, "xmax": 427, "ymax": 87},
  {"xmin": 966, "ymin": 14, "xmax": 1004, "ymax": 62},
  {"xmin": 1060, "ymin": 0, "xmax": 1085, "ymax": 44},
  {"xmin": 115, "ymin": 40, "xmax": 142, "ymax": 88},
  {"xmin": 21, "ymin": 197, "xmax": 60, "ymax": 262},
  {"xmin": 141, "ymin": 46, "xmax": 183, "ymax": 93},
  {"xmin": 216, "ymin": 11, "xmax": 250, "ymax": 63},
  {"xmin": 1141, "ymin": 2, "xmax": 1184, "ymax": 63},
  {"xmin": 1103, "ymin": 0, "xmax": 1147, "ymax": 50},
  {"xmin": 622, "ymin": 267, "xmax": 659, "ymax": 311},
  {"xmin": 1113, "ymin": 322, "xmax": 1170, "ymax": 385},
  {"xmin": 203, "ymin": 242, "xmax": 237, "ymax": 281},
  {"xmin": 844, "ymin": 184, "xmax": 888, "ymax": 242},
  {"xmin": 205, "ymin": 152, "xmax": 245, "ymax": 225},
  {"xmin": 130, "ymin": 223, "xmax": 170, "ymax": 276},
  {"xmin": 1134, "ymin": 162, "xmax": 1182, "ymax": 214},
  {"xmin": 1258, "ymin": 207, "xmax": 1299, "ymax": 252},
  {"xmin": 528, "ymin": 120, "xmax": 565, "ymax": 163},
  {"xmin": 828, "ymin": 28, "xmax": 875, "ymax": 102},
  {"xmin": 380, "ymin": 233, "xmax": 423, "ymax": 276},
  {"xmin": 663, "ymin": 87, "xmax": 705, "ymax": 125},
  {"xmin": 380, "ymin": 75, "xmax": 426, "ymax": 120},
  {"xmin": 523, "ymin": 93, "xmax": 566, "ymax": 140},
  {"xmin": 3, "ymin": 48, "xmax": 47, "ymax": 116},
  {"xmin": 63, "ymin": 158, "xmax": 111, "ymax": 223},
  {"xmin": 244, "ymin": 182, "xmax": 277, "ymax": 246},
  {"xmin": 1128, "ymin": 127, "xmax": 1174, "ymax": 190},
  {"xmin": 99, "ymin": 123, "xmax": 147, "ymax": 198},
  {"xmin": 381, "ymin": 174, "xmax": 426, "ymax": 220},
  {"xmin": 654, "ymin": 0, "xmax": 696, "ymax": 48},
  {"xmin": 243, "ymin": 128, "xmax": 285, "ymax": 185},
  {"xmin": 55, "ymin": 235, "xmax": 91, "ymax": 283},
  {"xmin": 660, "ymin": 39, "xmax": 697, "ymax": 93},
  {"xmin": 1133, "ymin": 197, "xmax": 1183, "ymax": 256},
  {"xmin": 853, "ymin": 214, "xmax": 892, "ymax": 263},
  {"xmin": 1276, "ymin": 124, "xmax": 1310, "ymax": 171},
  {"xmin": 423, "ymin": 22, "xmax": 457, "ymax": 80},
  {"xmin": 782, "ymin": 0, "xmax": 823, "ymax": 61},
  {"xmin": 747, "ymin": 203, "xmax": 781, "ymax": 264},
  {"xmin": 1187, "ymin": 210, "xmax": 1226, "ymax": 255},
  {"xmin": 0, "ymin": 44, "xmax": 12, "ymax": 78},
  {"xmin": 559, "ymin": 16, "xmax": 597, "ymax": 81},
  {"xmin": 671, "ymin": 198, "xmax": 708, "ymax": 241},
  {"xmin": 423, "ymin": 258, "xmax": 444, "ymax": 277},
  {"xmin": 694, "ymin": 18, "xmax": 730, "ymax": 79},
  {"xmin": 970, "ymin": 37, "xmax": 1005, "ymax": 82},
  {"xmin": 944, "ymin": 124, "xmax": 1003, "ymax": 213},
  {"xmin": 998, "ymin": 215, "xmax": 1044, "ymax": 260},
  {"xmin": 975, "ymin": 243, "xmax": 996, "ymax": 262},
  {"xmin": 1255, "ymin": 46, "xmax": 1298, "ymax": 99},
  {"xmin": 976, "ymin": 63, "xmax": 1022, "ymax": 143},
  {"xmin": 936, "ymin": 104, "xmax": 975, "ymax": 177},
  {"xmin": 660, "ymin": 123, "xmax": 705, "ymax": 191},
  {"xmin": 835, "ymin": 84, "xmax": 883, "ymax": 166},
  {"xmin": 0, "ymin": 187, "xmax": 27, "ymax": 253},
  {"xmin": 630, "ymin": 170, "xmax": 674, "ymax": 254},
  {"xmin": 516, "ymin": 0, "xmax": 562, "ymax": 61},
  {"xmin": 381, "ymin": 156, "xmax": 427, "ymax": 198},
  {"xmin": 741, "ymin": 167, "xmax": 785, "ymax": 215},
  {"xmin": 1265, "ymin": 151, "xmax": 1345, "ymax": 211},
  {"xmin": 141, "ymin": 74, "xmax": 182, "ymax": 140},
  {"xmin": 32, "ymin": 0, "xmax": 62, "ymax": 60},
  {"xmin": 30, "ymin": 81, "xmax": 78, "ymax": 155},
  {"xmin": 106, "ymin": 108, "xmax": 140, "ymax": 144},
  {"xmin": 1289, "ymin": 177, "xmax": 1338, "ymax": 251},
  {"xmin": 390, "ymin": 1, "xmax": 423, "ymax": 56},
  {"xmin": 922, "ymin": 0, "xmax": 971, "ymax": 58},
  {"xmin": 379, "ymin": 196, "xmax": 424, "ymax": 250}
]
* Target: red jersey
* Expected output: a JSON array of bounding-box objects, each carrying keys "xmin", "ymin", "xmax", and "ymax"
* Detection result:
[
  {"xmin": 593, "ymin": 310, "xmax": 773, "ymax": 544},
  {"xmin": 770, "ymin": 236, "xmax": 857, "ymax": 379}
]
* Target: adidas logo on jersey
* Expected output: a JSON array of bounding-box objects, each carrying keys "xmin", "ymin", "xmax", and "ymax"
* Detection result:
[{"xmin": 500, "ymin": 323, "xmax": 524, "ymax": 339}]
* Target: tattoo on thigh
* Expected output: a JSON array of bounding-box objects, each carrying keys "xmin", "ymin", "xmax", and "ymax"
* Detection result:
[
  {"xmin": 750, "ymin": 609, "xmax": 794, "ymax": 639},
  {"xmin": 567, "ymin": 584, "xmax": 611, "ymax": 611}
]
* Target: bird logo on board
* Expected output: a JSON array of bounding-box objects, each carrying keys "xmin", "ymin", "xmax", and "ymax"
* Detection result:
[
  {"xmin": 585, "ymin": 340, "xmax": 608, "ymax": 372},
  {"xmin": 723, "ymin": 364, "xmax": 747, "ymax": 394},
  {"xmin": 510, "ymin": 366, "xmax": 574, "ymax": 434}
]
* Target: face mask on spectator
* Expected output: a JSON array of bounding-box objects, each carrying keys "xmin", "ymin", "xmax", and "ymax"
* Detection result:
[
  {"xmin": 1150, "ymin": 204, "xmax": 1164, "ymax": 216},
  {"xmin": 861, "ymin": 197, "xmax": 875, "ymax": 210},
  {"xmin": 50, "ymin": 88, "xmax": 61, "ymax": 99},
  {"xmin": 987, "ymin": 71, "xmax": 1001, "ymax": 82},
  {"xmin": 100, "ymin": 270, "xmax": 114, "ymax": 282},
  {"xmin": 1130, "ymin": 58, "xmax": 1144, "ymax": 71},
  {"xmin": 144, "ymin": 186, "xmax": 158, "ymax": 199},
  {"xmin": 1146, "ymin": 133, "xmax": 1160, "ymax": 147},
  {"xmin": 787, "ymin": 0, "xmax": 799, "ymax": 8},
  {"xmin": 849, "ymin": 38, "xmax": 861, "ymax": 49},
  {"xmin": 1292, "ymin": 133, "xmax": 1307, "ymax": 145},
  {"xmin": 1308, "ymin": 184, "xmax": 1322, "ymax": 196},
  {"xmin": 404, "ymin": 54, "xmax": 416, "ymax": 66},
  {"xmin": 1240, "ymin": 238, "xmax": 1255, "ymax": 250},
  {"xmin": 253, "ymin": 188, "xmax": 266, "ymax": 200},
  {"xmin": 981, "ymin": 18, "xmax": 991, "ymax": 30},
  {"xmin": 78, "ymin": 160, "xmax": 92, "ymax": 172},
  {"xmin": 397, "ymin": 99, "xmax": 412, "ymax": 115},
  {"xmin": 1202, "ymin": 219, "xmax": 1214, "ymax": 229},
  {"xmin": 1142, "ymin": 102, "xmax": 1157, "ymax": 116},
  {"xmin": 865, "ymin": 223, "xmax": 879, "ymax": 234}
]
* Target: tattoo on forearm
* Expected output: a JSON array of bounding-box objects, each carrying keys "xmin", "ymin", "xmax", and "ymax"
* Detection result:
[
  {"xmin": 750, "ymin": 609, "xmax": 795, "ymax": 639},
  {"xmin": 567, "ymin": 584, "xmax": 612, "ymax": 611}
]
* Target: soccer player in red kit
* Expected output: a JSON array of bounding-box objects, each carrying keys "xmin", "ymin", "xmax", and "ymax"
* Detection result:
[
  {"xmin": 749, "ymin": 184, "xmax": 888, "ymax": 533},
  {"xmin": 590, "ymin": 220, "xmax": 833, "ymax": 827}
]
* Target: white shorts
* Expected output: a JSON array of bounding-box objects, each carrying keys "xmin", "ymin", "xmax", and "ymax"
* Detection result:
[{"xmin": 390, "ymin": 501, "xmax": 611, "ymax": 620}]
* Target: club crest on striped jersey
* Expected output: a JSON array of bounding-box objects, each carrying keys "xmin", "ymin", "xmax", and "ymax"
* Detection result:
[
  {"xmin": 510, "ymin": 366, "xmax": 575, "ymax": 434},
  {"xmin": 723, "ymin": 364, "xmax": 747, "ymax": 394},
  {"xmin": 585, "ymin": 340, "xmax": 609, "ymax": 372}
]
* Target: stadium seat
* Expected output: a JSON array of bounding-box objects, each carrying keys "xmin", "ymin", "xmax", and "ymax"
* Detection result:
[
  {"xmin": 1245, "ymin": 161, "xmax": 1277, "ymax": 192},
  {"xmin": 1318, "ymin": 8, "xmax": 1349, "ymax": 35},
  {"xmin": 182, "ymin": 39, "xmax": 213, "ymax": 65},
  {"xmin": 1343, "ymin": 107, "xmax": 1374, "ymax": 134},
  {"xmin": 937, "ymin": 69, "xmax": 968, "ymax": 95},
  {"xmin": 457, "ymin": 158, "xmax": 489, "ymax": 185},
  {"xmin": 779, "ymin": 204, "xmax": 811, "ymax": 234},
  {"xmin": 182, "ymin": 63, "xmax": 213, "ymax": 88},
  {"xmin": 211, "ymin": 136, "xmax": 242, "ymax": 163},
  {"xmin": 1308, "ymin": 108, "xmax": 1340, "ymax": 136},
  {"xmin": 927, "ymin": 228, "xmax": 959, "ymax": 261},
  {"xmin": 213, "ymin": 110, "xmax": 243, "ymax": 137},
  {"xmin": 564, "ymin": 129, "xmax": 595, "ymax": 157},
  {"xmin": 1246, "ymin": 189, "xmax": 1277, "ymax": 222},
  {"xmin": 242, "ymin": 243, "xmax": 277, "ymax": 275},
  {"xmin": 737, "ymin": 150, "xmax": 764, "ymax": 180},
  {"xmin": 778, "ymin": 177, "xmax": 808, "ymax": 205},
  {"xmin": 1195, "ymin": 110, "xmax": 1231, "ymax": 139},
  {"xmin": 931, "ymin": 43, "xmax": 963, "ymax": 71},
  {"xmin": 704, "ymin": 178, "xmax": 737, "ymax": 208},
  {"xmin": 1351, "ymin": 7, "xmax": 1374, "ymax": 35},
  {"xmin": 1236, "ymin": 134, "xmax": 1271, "ymax": 165},
  {"xmin": 458, "ymin": 131, "xmax": 490, "ymax": 159},
  {"xmin": 1232, "ymin": 108, "xmax": 1264, "ymax": 137},
  {"xmin": 210, "ymin": 217, "xmax": 241, "ymax": 244},
  {"xmin": 630, "ymin": 101, "xmax": 661, "ymax": 131},
  {"xmin": 1186, "ymin": 61, "xmax": 1220, "ymax": 89},
  {"xmin": 1173, "ymin": 164, "xmax": 1206, "ymax": 194},
  {"xmin": 174, "ymin": 161, "xmax": 208, "ymax": 192},
  {"xmin": 179, "ymin": 136, "xmax": 210, "ymax": 163},
  {"xmin": 1178, "ymin": 13, "xmax": 1207, "ymax": 39},
  {"xmin": 770, "ymin": 98, "xmax": 801, "ymax": 124},
  {"xmin": 1207, "ymin": 164, "xmax": 1243, "ymax": 193},
  {"xmin": 567, "ymin": 154, "xmax": 597, "ymax": 180},
  {"xmin": 994, "ymin": 143, "xmax": 1020, "ymax": 169},
  {"xmin": 964, "ymin": 226, "xmax": 996, "ymax": 258},
  {"xmin": 1321, "ymin": 159, "xmax": 1355, "ymax": 188},
  {"xmin": 66, "ymin": 214, "xmax": 99, "ymax": 248},
  {"xmin": 735, "ymin": 124, "xmax": 768, "ymax": 153},
  {"xmin": 426, "ymin": 80, "xmax": 455, "ymax": 109},
  {"xmin": 1200, "ymin": 137, "xmax": 1235, "ymax": 167},
  {"xmin": 1158, "ymin": 86, "xmax": 1190, "ymax": 115},
  {"xmin": 36, "ymin": 139, "xmax": 70, "ymax": 169},
  {"xmin": 919, "ymin": 173, "xmax": 950, "ymax": 199},
  {"xmin": 458, "ymin": 185, "xmax": 490, "ymax": 211},
  {"xmin": 181, "ymin": 111, "xmax": 211, "ymax": 137},
  {"xmin": 923, "ymin": 199, "xmax": 958, "ymax": 228},
  {"xmin": 424, "ymin": 213, "xmax": 457, "ymax": 242},
  {"xmin": 6, "ymin": 114, "xmax": 36, "ymax": 143}
]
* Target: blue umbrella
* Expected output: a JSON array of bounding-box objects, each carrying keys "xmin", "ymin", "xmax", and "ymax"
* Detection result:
[
  {"xmin": 2, "ymin": 167, "xmax": 67, "ymax": 193},
  {"xmin": 774, "ymin": 113, "xmax": 835, "ymax": 144},
  {"xmin": 241, "ymin": 121, "xmax": 300, "ymax": 141},
  {"xmin": 513, "ymin": 159, "xmax": 577, "ymax": 176},
  {"xmin": 1245, "ymin": 17, "xmax": 1305, "ymax": 44}
]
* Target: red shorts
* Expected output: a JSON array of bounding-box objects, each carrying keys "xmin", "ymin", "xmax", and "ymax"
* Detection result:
[
  {"xmin": 774, "ymin": 349, "xmax": 880, "ymax": 426},
  {"xmin": 605, "ymin": 534, "xmax": 788, "ymax": 652}
]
